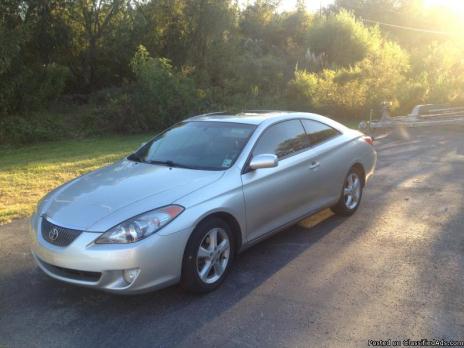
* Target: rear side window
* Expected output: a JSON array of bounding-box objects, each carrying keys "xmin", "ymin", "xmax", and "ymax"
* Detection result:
[
  {"xmin": 301, "ymin": 119, "xmax": 340, "ymax": 146},
  {"xmin": 253, "ymin": 120, "xmax": 309, "ymax": 159}
]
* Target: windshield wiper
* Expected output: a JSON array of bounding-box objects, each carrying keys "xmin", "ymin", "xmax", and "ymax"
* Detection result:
[{"xmin": 148, "ymin": 160, "xmax": 193, "ymax": 169}]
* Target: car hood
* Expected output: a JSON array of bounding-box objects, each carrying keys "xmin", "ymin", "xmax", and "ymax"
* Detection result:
[{"xmin": 43, "ymin": 159, "xmax": 224, "ymax": 230}]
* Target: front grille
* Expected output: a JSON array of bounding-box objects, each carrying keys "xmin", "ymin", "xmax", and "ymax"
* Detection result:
[
  {"xmin": 41, "ymin": 218, "xmax": 82, "ymax": 247},
  {"xmin": 39, "ymin": 258, "xmax": 101, "ymax": 282}
]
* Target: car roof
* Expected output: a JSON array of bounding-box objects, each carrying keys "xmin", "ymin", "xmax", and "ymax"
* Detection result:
[{"xmin": 186, "ymin": 110, "xmax": 335, "ymax": 126}]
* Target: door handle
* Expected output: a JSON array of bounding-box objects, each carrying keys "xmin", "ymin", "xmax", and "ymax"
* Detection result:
[{"xmin": 309, "ymin": 161, "xmax": 320, "ymax": 170}]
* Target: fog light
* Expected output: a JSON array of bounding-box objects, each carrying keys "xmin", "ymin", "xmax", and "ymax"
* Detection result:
[{"xmin": 123, "ymin": 268, "xmax": 140, "ymax": 284}]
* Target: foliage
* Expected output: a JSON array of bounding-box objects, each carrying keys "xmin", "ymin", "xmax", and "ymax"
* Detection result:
[
  {"xmin": 0, "ymin": 63, "xmax": 69, "ymax": 120},
  {"xmin": 408, "ymin": 42, "xmax": 464, "ymax": 105},
  {"xmin": 331, "ymin": 0, "xmax": 463, "ymax": 48},
  {"xmin": 0, "ymin": 114, "xmax": 62, "ymax": 145},
  {"xmin": 129, "ymin": 45, "xmax": 202, "ymax": 130},
  {"xmin": 288, "ymin": 38, "xmax": 409, "ymax": 119},
  {"xmin": 307, "ymin": 10, "xmax": 379, "ymax": 68},
  {"xmin": 0, "ymin": 0, "xmax": 70, "ymax": 116},
  {"xmin": 1, "ymin": 0, "xmax": 464, "ymax": 145}
]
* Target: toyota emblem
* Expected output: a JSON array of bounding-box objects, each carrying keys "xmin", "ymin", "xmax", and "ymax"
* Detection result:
[{"xmin": 49, "ymin": 227, "xmax": 59, "ymax": 241}]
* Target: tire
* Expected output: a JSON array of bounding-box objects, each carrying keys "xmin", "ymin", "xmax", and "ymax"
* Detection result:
[
  {"xmin": 181, "ymin": 217, "xmax": 235, "ymax": 293},
  {"xmin": 331, "ymin": 167, "xmax": 364, "ymax": 216}
]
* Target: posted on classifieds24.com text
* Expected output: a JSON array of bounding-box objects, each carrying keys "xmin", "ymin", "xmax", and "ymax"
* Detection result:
[{"xmin": 368, "ymin": 338, "xmax": 464, "ymax": 346}]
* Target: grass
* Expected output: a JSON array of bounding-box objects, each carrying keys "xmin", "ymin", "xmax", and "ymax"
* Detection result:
[{"xmin": 0, "ymin": 134, "xmax": 150, "ymax": 224}]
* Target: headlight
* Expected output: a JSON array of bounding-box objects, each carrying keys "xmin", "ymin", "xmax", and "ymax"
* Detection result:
[{"xmin": 95, "ymin": 205, "xmax": 184, "ymax": 244}]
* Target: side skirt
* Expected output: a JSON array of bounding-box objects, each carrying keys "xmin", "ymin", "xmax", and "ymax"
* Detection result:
[{"xmin": 238, "ymin": 201, "xmax": 336, "ymax": 253}]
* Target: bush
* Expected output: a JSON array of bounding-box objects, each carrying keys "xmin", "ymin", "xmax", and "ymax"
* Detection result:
[
  {"xmin": 129, "ymin": 45, "xmax": 202, "ymax": 130},
  {"xmin": 287, "ymin": 68, "xmax": 367, "ymax": 118},
  {"xmin": 67, "ymin": 46, "xmax": 206, "ymax": 137},
  {"xmin": 287, "ymin": 38, "xmax": 410, "ymax": 119},
  {"xmin": 0, "ymin": 63, "xmax": 69, "ymax": 118},
  {"xmin": 22, "ymin": 64, "xmax": 70, "ymax": 112},
  {"xmin": 307, "ymin": 10, "xmax": 380, "ymax": 68},
  {"xmin": 406, "ymin": 43, "xmax": 464, "ymax": 106},
  {"xmin": 0, "ymin": 113, "xmax": 67, "ymax": 145},
  {"xmin": 215, "ymin": 51, "xmax": 289, "ymax": 110},
  {"xmin": 85, "ymin": 86, "xmax": 136, "ymax": 134}
]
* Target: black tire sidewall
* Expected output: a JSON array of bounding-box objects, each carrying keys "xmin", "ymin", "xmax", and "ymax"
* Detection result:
[
  {"xmin": 181, "ymin": 217, "xmax": 235, "ymax": 293},
  {"xmin": 344, "ymin": 169, "xmax": 363, "ymax": 212},
  {"xmin": 332, "ymin": 167, "xmax": 364, "ymax": 215}
]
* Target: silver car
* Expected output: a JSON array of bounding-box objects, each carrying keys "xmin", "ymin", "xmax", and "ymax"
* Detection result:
[{"xmin": 31, "ymin": 111, "xmax": 376, "ymax": 294}]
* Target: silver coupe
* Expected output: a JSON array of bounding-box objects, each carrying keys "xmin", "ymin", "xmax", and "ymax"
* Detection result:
[{"xmin": 31, "ymin": 111, "xmax": 376, "ymax": 294}]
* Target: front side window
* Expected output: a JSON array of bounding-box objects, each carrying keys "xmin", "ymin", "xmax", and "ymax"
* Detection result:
[
  {"xmin": 131, "ymin": 121, "xmax": 256, "ymax": 170},
  {"xmin": 301, "ymin": 119, "xmax": 340, "ymax": 146},
  {"xmin": 253, "ymin": 120, "xmax": 309, "ymax": 159}
]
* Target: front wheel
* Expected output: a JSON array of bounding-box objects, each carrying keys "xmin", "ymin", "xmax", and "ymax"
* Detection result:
[
  {"xmin": 181, "ymin": 217, "xmax": 235, "ymax": 293},
  {"xmin": 331, "ymin": 167, "xmax": 364, "ymax": 216}
]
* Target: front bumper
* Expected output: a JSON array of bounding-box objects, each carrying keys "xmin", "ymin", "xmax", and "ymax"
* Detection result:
[{"xmin": 30, "ymin": 214, "xmax": 193, "ymax": 294}]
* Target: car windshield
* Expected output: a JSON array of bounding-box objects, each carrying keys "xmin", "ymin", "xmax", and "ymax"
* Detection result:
[{"xmin": 130, "ymin": 121, "xmax": 256, "ymax": 170}]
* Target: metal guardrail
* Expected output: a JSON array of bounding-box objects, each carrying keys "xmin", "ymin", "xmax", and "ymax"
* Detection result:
[{"xmin": 360, "ymin": 104, "xmax": 464, "ymax": 131}]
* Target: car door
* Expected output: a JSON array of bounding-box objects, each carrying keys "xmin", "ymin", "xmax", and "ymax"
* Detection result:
[
  {"xmin": 300, "ymin": 119, "xmax": 344, "ymax": 206},
  {"xmin": 241, "ymin": 120, "xmax": 314, "ymax": 242}
]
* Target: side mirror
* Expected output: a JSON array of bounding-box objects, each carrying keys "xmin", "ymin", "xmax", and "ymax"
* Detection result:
[{"xmin": 249, "ymin": 154, "xmax": 278, "ymax": 170}]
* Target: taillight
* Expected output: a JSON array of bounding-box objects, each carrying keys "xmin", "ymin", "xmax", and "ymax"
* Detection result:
[{"xmin": 362, "ymin": 135, "xmax": 374, "ymax": 145}]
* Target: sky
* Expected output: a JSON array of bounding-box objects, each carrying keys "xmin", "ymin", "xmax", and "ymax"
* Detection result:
[
  {"xmin": 424, "ymin": 0, "xmax": 464, "ymax": 12},
  {"xmin": 240, "ymin": 0, "xmax": 464, "ymax": 13}
]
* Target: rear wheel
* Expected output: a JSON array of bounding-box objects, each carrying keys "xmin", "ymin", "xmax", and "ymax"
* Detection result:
[
  {"xmin": 331, "ymin": 167, "xmax": 364, "ymax": 216},
  {"xmin": 181, "ymin": 217, "xmax": 235, "ymax": 293}
]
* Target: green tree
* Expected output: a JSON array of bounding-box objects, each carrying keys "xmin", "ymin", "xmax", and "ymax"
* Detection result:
[
  {"xmin": 307, "ymin": 9, "xmax": 379, "ymax": 67},
  {"xmin": 129, "ymin": 45, "xmax": 201, "ymax": 130},
  {"xmin": 288, "ymin": 14, "xmax": 410, "ymax": 119},
  {"xmin": 0, "ymin": 0, "xmax": 69, "ymax": 116},
  {"xmin": 66, "ymin": 0, "xmax": 127, "ymax": 90}
]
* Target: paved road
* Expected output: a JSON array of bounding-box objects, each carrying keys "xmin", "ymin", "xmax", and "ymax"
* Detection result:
[{"xmin": 1, "ymin": 127, "xmax": 463, "ymax": 347}]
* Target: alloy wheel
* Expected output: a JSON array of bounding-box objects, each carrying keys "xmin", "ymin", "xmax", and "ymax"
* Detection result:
[
  {"xmin": 344, "ymin": 172, "xmax": 361, "ymax": 210},
  {"xmin": 196, "ymin": 227, "xmax": 231, "ymax": 284}
]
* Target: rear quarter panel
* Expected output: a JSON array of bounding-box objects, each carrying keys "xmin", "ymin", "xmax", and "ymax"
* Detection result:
[
  {"xmin": 320, "ymin": 129, "xmax": 376, "ymax": 202},
  {"xmin": 340, "ymin": 129, "xmax": 377, "ymax": 184}
]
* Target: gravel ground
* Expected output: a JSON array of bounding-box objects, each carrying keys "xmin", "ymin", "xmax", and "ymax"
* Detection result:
[{"xmin": 1, "ymin": 126, "xmax": 463, "ymax": 347}]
